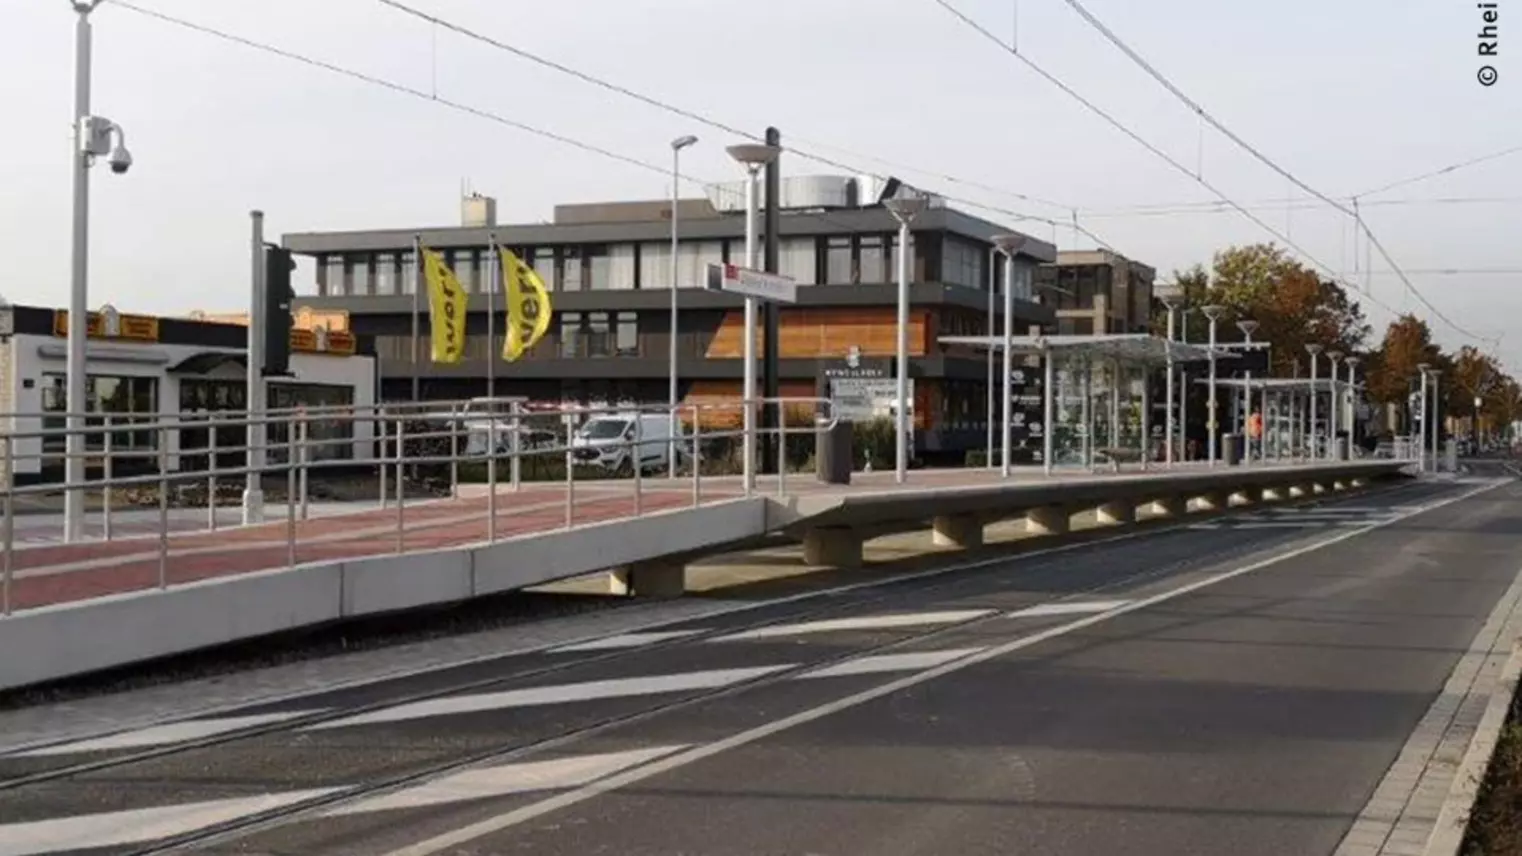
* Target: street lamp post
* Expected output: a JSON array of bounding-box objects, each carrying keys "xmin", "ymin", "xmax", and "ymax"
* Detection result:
[
  {"xmin": 1159, "ymin": 296, "xmax": 1178, "ymax": 466},
  {"xmin": 64, "ymin": 0, "xmax": 133, "ymax": 543},
  {"xmin": 1306, "ymin": 344, "xmax": 1323, "ymax": 460},
  {"xmin": 1345, "ymin": 355, "xmax": 1361, "ymax": 459},
  {"xmin": 1417, "ymin": 362, "xmax": 1431, "ymax": 470},
  {"xmin": 724, "ymin": 144, "xmax": 781, "ymax": 497},
  {"xmin": 991, "ymin": 234, "xmax": 1027, "ymax": 478},
  {"xmin": 1327, "ymin": 350, "xmax": 1343, "ymax": 460},
  {"xmin": 886, "ymin": 195, "xmax": 928, "ymax": 485},
  {"xmin": 1430, "ymin": 368, "xmax": 1442, "ymax": 470},
  {"xmin": 1201, "ymin": 305, "xmax": 1225, "ymax": 466},
  {"xmin": 1237, "ymin": 319, "xmax": 1258, "ymax": 463},
  {"xmin": 667, "ymin": 134, "xmax": 698, "ymax": 480}
]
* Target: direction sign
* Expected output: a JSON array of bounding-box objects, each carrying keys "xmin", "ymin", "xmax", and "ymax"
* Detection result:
[{"xmin": 705, "ymin": 263, "xmax": 798, "ymax": 303}]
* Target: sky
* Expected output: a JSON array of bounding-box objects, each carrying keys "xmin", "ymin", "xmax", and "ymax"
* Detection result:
[{"xmin": 2, "ymin": 0, "xmax": 1518, "ymax": 367}]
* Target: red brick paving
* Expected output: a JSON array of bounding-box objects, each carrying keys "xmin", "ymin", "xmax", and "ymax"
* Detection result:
[{"xmin": 9, "ymin": 492, "xmax": 701, "ymax": 610}]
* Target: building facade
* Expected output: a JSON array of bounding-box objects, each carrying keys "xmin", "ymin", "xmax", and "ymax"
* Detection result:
[
  {"xmin": 1035, "ymin": 250, "xmax": 1157, "ymax": 336},
  {"xmin": 0, "ymin": 303, "xmax": 378, "ymax": 482},
  {"xmin": 282, "ymin": 178, "xmax": 1062, "ymax": 461}
]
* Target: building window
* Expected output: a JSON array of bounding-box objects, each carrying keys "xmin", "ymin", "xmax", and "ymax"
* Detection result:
[
  {"xmin": 375, "ymin": 253, "xmax": 396, "ymax": 295},
  {"xmin": 398, "ymin": 251, "xmax": 417, "ymax": 294},
  {"xmin": 584, "ymin": 245, "xmax": 611, "ymax": 290},
  {"xmin": 858, "ymin": 236, "xmax": 888, "ymax": 284},
  {"xmin": 824, "ymin": 236, "xmax": 853, "ymax": 284},
  {"xmin": 586, "ymin": 312, "xmax": 611, "ymax": 356},
  {"xmin": 322, "ymin": 256, "xmax": 345, "ymax": 296},
  {"xmin": 560, "ymin": 311, "xmax": 583, "ymax": 357},
  {"xmin": 350, "ymin": 255, "xmax": 372, "ymax": 295},
  {"xmin": 40, "ymin": 373, "xmax": 160, "ymax": 457},
  {"xmin": 779, "ymin": 237, "xmax": 817, "ymax": 286},
  {"xmin": 531, "ymin": 247, "xmax": 557, "ymax": 291},
  {"xmin": 615, "ymin": 312, "xmax": 638, "ymax": 355},
  {"xmin": 268, "ymin": 383, "xmax": 357, "ymax": 462},
  {"xmin": 562, "ymin": 247, "xmax": 586, "ymax": 292},
  {"xmin": 941, "ymin": 237, "xmax": 983, "ymax": 289}
]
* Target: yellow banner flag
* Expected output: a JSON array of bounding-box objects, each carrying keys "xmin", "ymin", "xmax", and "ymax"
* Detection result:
[
  {"xmin": 421, "ymin": 247, "xmax": 468, "ymax": 364},
  {"xmin": 500, "ymin": 247, "xmax": 552, "ymax": 362}
]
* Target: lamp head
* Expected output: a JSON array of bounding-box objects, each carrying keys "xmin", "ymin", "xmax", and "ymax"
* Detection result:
[
  {"xmin": 1305, "ymin": 343, "xmax": 1324, "ymax": 356},
  {"xmin": 1327, "ymin": 350, "xmax": 1344, "ymax": 362},
  {"xmin": 671, "ymin": 135, "xmax": 698, "ymax": 151},
  {"xmin": 884, "ymin": 195, "xmax": 929, "ymax": 224},
  {"xmin": 1236, "ymin": 319, "xmax": 1259, "ymax": 336},
  {"xmin": 990, "ymin": 233, "xmax": 1027, "ymax": 256},
  {"xmin": 1200, "ymin": 304, "xmax": 1226, "ymax": 321},
  {"xmin": 725, "ymin": 143, "xmax": 781, "ymax": 168}
]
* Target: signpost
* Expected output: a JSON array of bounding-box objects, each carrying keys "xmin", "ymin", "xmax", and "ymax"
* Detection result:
[{"xmin": 706, "ymin": 263, "xmax": 796, "ymax": 493}]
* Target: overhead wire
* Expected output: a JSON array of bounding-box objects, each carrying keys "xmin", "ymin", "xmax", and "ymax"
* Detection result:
[
  {"xmin": 1355, "ymin": 143, "xmax": 1522, "ymax": 198},
  {"xmin": 1046, "ymin": 0, "xmax": 1495, "ymax": 345},
  {"xmin": 935, "ymin": 0, "xmax": 1490, "ymax": 343},
  {"xmin": 371, "ymin": 0, "xmax": 1118, "ymax": 251}
]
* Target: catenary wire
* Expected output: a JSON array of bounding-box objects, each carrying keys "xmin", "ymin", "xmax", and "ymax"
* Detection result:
[
  {"xmin": 1048, "ymin": 0, "xmax": 1495, "ymax": 345},
  {"xmin": 934, "ymin": 0, "xmax": 1492, "ymax": 344},
  {"xmin": 1355, "ymin": 143, "xmax": 1522, "ymax": 198}
]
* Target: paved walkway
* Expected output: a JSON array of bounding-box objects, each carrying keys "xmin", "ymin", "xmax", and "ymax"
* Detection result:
[{"xmin": 2, "ymin": 459, "xmax": 1375, "ymax": 613}]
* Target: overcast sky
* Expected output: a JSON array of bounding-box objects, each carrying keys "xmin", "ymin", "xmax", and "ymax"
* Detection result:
[{"xmin": 3, "ymin": 0, "xmax": 1517, "ymax": 366}]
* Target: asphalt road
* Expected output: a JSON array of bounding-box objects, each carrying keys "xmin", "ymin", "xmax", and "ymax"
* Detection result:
[{"xmin": 0, "ymin": 477, "xmax": 1512, "ymax": 856}]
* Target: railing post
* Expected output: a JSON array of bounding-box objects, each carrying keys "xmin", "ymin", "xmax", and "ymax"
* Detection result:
[
  {"xmin": 632, "ymin": 414, "xmax": 643, "ymax": 517},
  {"xmin": 449, "ymin": 402, "xmax": 460, "ymax": 500},
  {"xmin": 395, "ymin": 417, "xmax": 406, "ymax": 554},
  {"xmin": 486, "ymin": 414, "xmax": 498, "ymax": 544},
  {"xmin": 564, "ymin": 436, "xmax": 575, "ymax": 530},
  {"xmin": 102, "ymin": 415, "xmax": 114, "ymax": 541},
  {"xmin": 286, "ymin": 419, "xmax": 297, "ymax": 568},
  {"xmin": 377, "ymin": 415, "xmax": 389, "ymax": 510},
  {"xmin": 2, "ymin": 434, "xmax": 14, "ymax": 616},
  {"xmin": 298, "ymin": 416, "xmax": 310, "ymax": 522},
  {"xmin": 777, "ymin": 399, "xmax": 788, "ymax": 497},
  {"xmin": 691, "ymin": 404, "xmax": 702, "ymax": 508},
  {"xmin": 157, "ymin": 419, "xmax": 169, "ymax": 590},
  {"xmin": 206, "ymin": 412, "xmax": 218, "ymax": 532},
  {"xmin": 509, "ymin": 402, "xmax": 522, "ymax": 492}
]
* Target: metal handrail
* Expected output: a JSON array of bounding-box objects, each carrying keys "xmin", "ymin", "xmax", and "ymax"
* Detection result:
[{"xmin": 0, "ymin": 396, "xmax": 838, "ymax": 615}]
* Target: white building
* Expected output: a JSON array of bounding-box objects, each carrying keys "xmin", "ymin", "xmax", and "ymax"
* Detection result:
[{"xmin": 0, "ymin": 303, "xmax": 377, "ymax": 483}]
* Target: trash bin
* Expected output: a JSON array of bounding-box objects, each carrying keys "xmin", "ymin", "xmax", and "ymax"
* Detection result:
[
  {"xmin": 816, "ymin": 419, "xmax": 853, "ymax": 485},
  {"xmin": 1221, "ymin": 433, "xmax": 1241, "ymax": 466}
]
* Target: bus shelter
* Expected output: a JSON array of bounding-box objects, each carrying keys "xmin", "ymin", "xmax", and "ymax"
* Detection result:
[
  {"xmin": 1203, "ymin": 376, "xmax": 1358, "ymax": 462},
  {"xmin": 938, "ymin": 333, "xmax": 1217, "ymax": 475}
]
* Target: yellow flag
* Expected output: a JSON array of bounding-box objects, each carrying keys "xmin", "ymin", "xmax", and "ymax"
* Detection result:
[
  {"xmin": 421, "ymin": 247, "xmax": 468, "ymax": 364},
  {"xmin": 500, "ymin": 248, "xmax": 552, "ymax": 362}
]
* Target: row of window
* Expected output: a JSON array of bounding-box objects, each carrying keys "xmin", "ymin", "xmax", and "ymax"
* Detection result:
[{"xmin": 316, "ymin": 233, "xmax": 976, "ymax": 298}]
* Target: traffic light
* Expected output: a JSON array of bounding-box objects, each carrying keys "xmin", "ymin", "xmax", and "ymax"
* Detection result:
[{"xmin": 263, "ymin": 245, "xmax": 295, "ymax": 377}]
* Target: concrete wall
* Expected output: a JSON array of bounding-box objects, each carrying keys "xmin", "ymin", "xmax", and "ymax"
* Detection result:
[{"xmin": 0, "ymin": 497, "xmax": 770, "ymax": 692}]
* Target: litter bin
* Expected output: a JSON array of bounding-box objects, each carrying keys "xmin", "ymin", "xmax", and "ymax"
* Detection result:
[
  {"xmin": 1221, "ymin": 433, "xmax": 1242, "ymax": 466},
  {"xmin": 816, "ymin": 419, "xmax": 853, "ymax": 485}
]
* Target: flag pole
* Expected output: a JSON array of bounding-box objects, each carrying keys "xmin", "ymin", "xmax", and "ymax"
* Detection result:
[
  {"xmin": 486, "ymin": 235, "xmax": 497, "ymax": 401},
  {"xmin": 410, "ymin": 233, "xmax": 422, "ymax": 403}
]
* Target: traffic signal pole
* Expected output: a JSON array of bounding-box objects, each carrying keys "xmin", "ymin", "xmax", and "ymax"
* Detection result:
[
  {"xmin": 760, "ymin": 127, "xmax": 782, "ymax": 473},
  {"xmin": 243, "ymin": 210, "xmax": 266, "ymax": 524}
]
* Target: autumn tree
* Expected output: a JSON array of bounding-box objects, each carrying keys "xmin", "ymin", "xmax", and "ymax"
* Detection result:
[
  {"xmin": 1185, "ymin": 244, "xmax": 1369, "ymax": 375},
  {"xmin": 1364, "ymin": 314, "xmax": 1441, "ymax": 406}
]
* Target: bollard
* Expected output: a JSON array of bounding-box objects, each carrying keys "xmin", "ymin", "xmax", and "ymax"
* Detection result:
[
  {"xmin": 395, "ymin": 418, "xmax": 406, "ymax": 553},
  {"xmin": 298, "ymin": 418, "xmax": 310, "ymax": 522}
]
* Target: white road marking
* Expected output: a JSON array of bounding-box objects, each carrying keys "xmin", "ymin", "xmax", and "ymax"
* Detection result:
[
  {"xmin": 324, "ymin": 745, "xmax": 689, "ymax": 817},
  {"xmin": 0, "ymin": 789, "xmax": 340, "ymax": 856},
  {"xmin": 711, "ymin": 610, "xmax": 995, "ymax": 642},
  {"xmin": 1006, "ymin": 600, "xmax": 1133, "ymax": 619},
  {"xmin": 307, "ymin": 666, "xmax": 793, "ymax": 730},
  {"xmin": 797, "ymin": 649, "xmax": 988, "ymax": 680},
  {"xmin": 547, "ymin": 631, "xmax": 703, "ymax": 653},
  {"xmin": 1233, "ymin": 522, "xmax": 1332, "ymax": 529},
  {"xmin": 11, "ymin": 711, "xmax": 323, "ymax": 757},
  {"xmin": 374, "ymin": 479, "xmax": 1507, "ymax": 856}
]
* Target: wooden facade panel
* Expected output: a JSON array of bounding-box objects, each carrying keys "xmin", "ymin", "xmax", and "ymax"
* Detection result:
[{"xmin": 704, "ymin": 307, "xmax": 932, "ymax": 359}]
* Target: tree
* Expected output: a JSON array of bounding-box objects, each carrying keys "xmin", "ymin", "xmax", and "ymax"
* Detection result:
[
  {"xmin": 1195, "ymin": 244, "xmax": 1370, "ymax": 375},
  {"xmin": 1364, "ymin": 314, "xmax": 1440, "ymax": 406}
]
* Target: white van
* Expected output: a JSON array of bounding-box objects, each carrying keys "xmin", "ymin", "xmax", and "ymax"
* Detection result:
[{"xmin": 570, "ymin": 412, "xmax": 684, "ymax": 474}]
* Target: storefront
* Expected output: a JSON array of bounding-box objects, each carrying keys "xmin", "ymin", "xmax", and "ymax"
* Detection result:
[{"xmin": 0, "ymin": 303, "xmax": 378, "ymax": 483}]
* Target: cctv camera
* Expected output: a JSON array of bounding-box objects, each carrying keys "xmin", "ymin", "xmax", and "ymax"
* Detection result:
[{"xmin": 108, "ymin": 146, "xmax": 132, "ymax": 174}]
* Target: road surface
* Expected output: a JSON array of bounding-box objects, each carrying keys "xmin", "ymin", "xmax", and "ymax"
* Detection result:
[{"xmin": 0, "ymin": 476, "xmax": 1514, "ymax": 856}]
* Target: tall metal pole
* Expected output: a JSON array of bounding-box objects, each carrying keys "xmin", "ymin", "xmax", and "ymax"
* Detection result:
[
  {"xmin": 64, "ymin": 1, "xmax": 99, "ymax": 544},
  {"xmin": 486, "ymin": 233, "xmax": 497, "ymax": 401},
  {"xmin": 742, "ymin": 164, "xmax": 760, "ymax": 495},
  {"xmin": 1000, "ymin": 254, "xmax": 1016, "ymax": 478},
  {"xmin": 985, "ymin": 247, "xmax": 996, "ymax": 469},
  {"xmin": 762, "ymin": 127, "xmax": 782, "ymax": 475},
  {"xmin": 1163, "ymin": 300, "xmax": 1176, "ymax": 466},
  {"xmin": 1417, "ymin": 367, "xmax": 1430, "ymax": 471},
  {"xmin": 1180, "ymin": 311, "xmax": 1190, "ymax": 461},
  {"xmin": 1432, "ymin": 371, "xmax": 1442, "ymax": 469},
  {"xmin": 894, "ymin": 215, "xmax": 911, "ymax": 484},
  {"xmin": 667, "ymin": 137, "xmax": 695, "ymax": 479},
  {"xmin": 1307, "ymin": 345, "xmax": 1322, "ymax": 461},
  {"xmin": 410, "ymin": 234, "xmax": 422, "ymax": 403},
  {"xmin": 1203, "ymin": 307, "xmax": 1223, "ymax": 466},
  {"xmin": 1042, "ymin": 342, "xmax": 1054, "ymax": 476},
  {"xmin": 1327, "ymin": 352, "xmax": 1342, "ymax": 460},
  {"xmin": 242, "ymin": 211, "xmax": 266, "ymax": 525}
]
